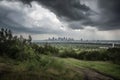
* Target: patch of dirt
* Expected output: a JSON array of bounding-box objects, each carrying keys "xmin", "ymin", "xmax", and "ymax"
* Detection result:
[
  {"xmin": 73, "ymin": 67, "xmax": 116, "ymax": 80},
  {"xmin": 82, "ymin": 68, "xmax": 113, "ymax": 80},
  {"xmin": 0, "ymin": 63, "xmax": 12, "ymax": 72}
]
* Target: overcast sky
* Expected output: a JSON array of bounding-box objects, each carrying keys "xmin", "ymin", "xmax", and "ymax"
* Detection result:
[{"xmin": 0, "ymin": 0, "xmax": 120, "ymax": 40}]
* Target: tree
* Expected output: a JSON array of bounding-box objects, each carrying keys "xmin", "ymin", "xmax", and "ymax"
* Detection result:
[
  {"xmin": 28, "ymin": 35, "xmax": 32, "ymax": 44},
  {"xmin": 8, "ymin": 29, "xmax": 12, "ymax": 40}
]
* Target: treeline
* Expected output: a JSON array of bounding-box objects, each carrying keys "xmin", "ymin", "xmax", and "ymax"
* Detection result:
[
  {"xmin": 0, "ymin": 28, "xmax": 120, "ymax": 65},
  {"xmin": 59, "ymin": 48, "xmax": 120, "ymax": 64}
]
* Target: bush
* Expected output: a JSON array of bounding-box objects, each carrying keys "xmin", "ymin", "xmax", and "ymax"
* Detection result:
[
  {"xmin": 0, "ymin": 28, "xmax": 60, "ymax": 61},
  {"xmin": 32, "ymin": 43, "xmax": 59, "ymax": 56},
  {"xmin": 0, "ymin": 28, "xmax": 35, "ymax": 61},
  {"xmin": 107, "ymin": 48, "xmax": 120, "ymax": 64},
  {"xmin": 59, "ymin": 48, "xmax": 78, "ymax": 58},
  {"xmin": 77, "ymin": 50, "xmax": 109, "ymax": 61},
  {"xmin": 59, "ymin": 49, "xmax": 110, "ymax": 61},
  {"xmin": 78, "ymin": 51, "xmax": 98, "ymax": 60}
]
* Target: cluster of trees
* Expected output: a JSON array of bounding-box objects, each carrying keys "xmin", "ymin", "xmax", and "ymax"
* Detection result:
[
  {"xmin": 107, "ymin": 48, "xmax": 120, "ymax": 64},
  {"xmin": 0, "ymin": 28, "xmax": 35, "ymax": 60},
  {"xmin": 59, "ymin": 49, "xmax": 77, "ymax": 58},
  {"xmin": 31, "ymin": 43, "xmax": 59, "ymax": 55},
  {"xmin": 0, "ymin": 28, "xmax": 59, "ymax": 61},
  {"xmin": 59, "ymin": 48, "xmax": 120, "ymax": 64}
]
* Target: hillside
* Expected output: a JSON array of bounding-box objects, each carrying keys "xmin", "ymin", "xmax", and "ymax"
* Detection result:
[{"xmin": 0, "ymin": 28, "xmax": 120, "ymax": 80}]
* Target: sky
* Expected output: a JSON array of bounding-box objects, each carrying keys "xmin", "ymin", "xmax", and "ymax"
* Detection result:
[{"xmin": 0, "ymin": 0, "xmax": 120, "ymax": 40}]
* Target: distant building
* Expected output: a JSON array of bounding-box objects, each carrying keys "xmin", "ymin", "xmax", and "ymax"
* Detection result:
[
  {"xmin": 99, "ymin": 47, "xmax": 109, "ymax": 49},
  {"xmin": 112, "ymin": 43, "xmax": 115, "ymax": 48},
  {"xmin": 99, "ymin": 43, "xmax": 116, "ymax": 49},
  {"xmin": 47, "ymin": 37, "xmax": 74, "ymax": 41}
]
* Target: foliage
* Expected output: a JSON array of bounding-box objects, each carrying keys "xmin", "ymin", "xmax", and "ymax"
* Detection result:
[
  {"xmin": 0, "ymin": 28, "xmax": 120, "ymax": 80},
  {"xmin": 107, "ymin": 48, "xmax": 120, "ymax": 64},
  {"xmin": 0, "ymin": 28, "xmax": 34, "ymax": 61},
  {"xmin": 59, "ymin": 48, "xmax": 78, "ymax": 58},
  {"xmin": 59, "ymin": 47, "xmax": 120, "ymax": 64},
  {"xmin": 31, "ymin": 43, "xmax": 59, "ymax": 55},
  {"xmin": 77, "ymin": 50, "xmax": 109, "ymax": 61},
  {"xmin": 0, "ymin": 56, "xmax": 83, "ymax": 80},
  {"xmin": 0, "ymin": 28, "xmax": 120, "ymax": 64}
]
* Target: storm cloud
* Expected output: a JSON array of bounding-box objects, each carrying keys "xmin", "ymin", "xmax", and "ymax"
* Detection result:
[
  {"xmin": 0, "ymin": 0, "xmax": 120, "ymax": 40},
  {"xmin": 0, "ymin": 1, "xmax": 63, "ymax": 34},
  {"xmin": 19, "ymin": 0, "xmax": 91, "ymax": 20},
  {"xmin": 96, "ymin": 0, "xmax": 120, "ymax": 30},
  {"xmin": 18, "ymin": 0, "xmax": 120, "ymax": 30}
]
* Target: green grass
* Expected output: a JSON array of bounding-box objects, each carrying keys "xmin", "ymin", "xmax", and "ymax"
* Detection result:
[
  {"xmin": 0, "ymin": 56, "xmax": 83, "ymax": 80},
  {"xmin": 61, "ymin": 58, "xmax": 120, "ymax": 79},
  {"xmin": 0, "ymin": 55, "xmax": 120, "ymax": 80}
]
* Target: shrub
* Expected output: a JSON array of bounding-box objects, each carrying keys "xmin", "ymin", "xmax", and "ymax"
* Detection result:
[
  {"xmin": 0, "ymin": 28, "xmax": 35, "ymax": 61},
  {"xmin": 77, "ymin": 50, "xmax": 110, "ymax": 61},
  {"xmin": 59, "ymin": 48, "xmax": 77, "ymax": 58},
  {"xmin": 32, "ymin": 43, "xmax": 59, "ymax": 56},
  {"xmin": 107, "ymin": 48, "xmax": 120, "ymax": 64}
]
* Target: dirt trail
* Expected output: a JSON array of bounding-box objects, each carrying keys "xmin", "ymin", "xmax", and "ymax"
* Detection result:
[
  {"xmin": 82, "ymin": 68, "xmax": 113, "ymax": 80},
  {"xmin": 0, "ymin": 63, "xmax": 119, "ymax": 80},
  {"xmin": 73, "ymin": 67, "xmax": 117, "ymax": 80}
]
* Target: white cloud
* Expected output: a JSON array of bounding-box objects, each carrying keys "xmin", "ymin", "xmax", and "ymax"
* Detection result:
[{"xmin": 0, "ymin": 1, "xmax": 62, "ymax": 30}]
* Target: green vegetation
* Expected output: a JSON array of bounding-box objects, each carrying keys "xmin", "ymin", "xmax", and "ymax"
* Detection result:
[
  {"xmin": 0, "ymin": 28, "xmax": 34, "ymax": 61},
  {"xmin": 0, "ymin": 28, "xmax": 83, "ymax": 80},
  {"xmin": 58, "ymin": 47, "xmax": 120, "ymax": 64},
  {"xmin": 61, "ymin": 58, "xmax": 120, "ymax": 79},
  {"xmin": 0, "ymin": 28, "xmax": 120, "ymax": 80},
  {"xmin": 0, "ymin": 56, "xmax": 83, "ymax": 80}
]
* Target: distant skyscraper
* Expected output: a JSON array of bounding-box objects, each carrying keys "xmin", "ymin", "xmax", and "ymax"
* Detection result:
[{"xmin": 112, "ymin": 43, "xmax": 115, "ymax": 47}]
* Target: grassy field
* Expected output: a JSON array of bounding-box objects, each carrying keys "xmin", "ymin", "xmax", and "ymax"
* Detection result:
[
  {"xmin": 0, "ymin": 56, "xmax": 120, "ymax": 80},
  {"xmin": 0, "ymin": 56, "xmax": 83, "ymax": 80},
  {"xmin": 60, "ymin": 58, "xmax": 120, "ymax": 79}
]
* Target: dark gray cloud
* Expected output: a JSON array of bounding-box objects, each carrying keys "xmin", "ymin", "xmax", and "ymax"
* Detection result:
[
  {"xmin": 68, "ymin": 21, "xmax": 84, "ymax": 29},
  {"xmin": 18, "ymin": 0, "xmax": 91, "ymax": 21},
  {"xmin": 1, "ymin": 0, "xmax": 120, "ymax": 31},
  {"xmin": 0, "ymin": 6, "xmax": 27, "ymax": 33},
  {"xmin": 0, "ymin": 16, "xmax": 48, "ymax": 34},
  {"xmin": 0, "ymin": 18, "xmax": 61, "ymax": 34},
  {"xmin": 63, "ymin": 0, "xmax": 120, "ymax": 30},
  {"xmin": 69, "ymin": 0, "xmax": 120, "ymax": 30},
  {"xmin": 96, "ymin": 0, "xmax": 120, "ymax": 30},
  {"xmin": 18, "ymin": 0, "xmax": 120, "ymax": 30}
]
